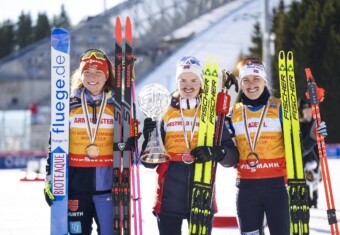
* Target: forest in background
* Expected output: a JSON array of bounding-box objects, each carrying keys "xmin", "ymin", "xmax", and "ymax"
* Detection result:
[
  {"xmin": 246, "ymin": 0, "xmax": 340, "ymax": 143},
  {"xmin": 0, "ymin": 5, "xmax": 70, "ymax": 59}
]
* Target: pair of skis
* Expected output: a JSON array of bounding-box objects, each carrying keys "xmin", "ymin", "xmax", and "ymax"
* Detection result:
[
  {"xmin": 188, "ymin": 58, "xmax": 238, "ymax": 235},
  {"xmin": 305, "ymin": 69, "xmax": 339, "ymax": 234},
  {"xmin": 189, "ymin": 57, "xmax": 219, "ymax": 235},
  {"xmin": 113, "ymin": 16, "xmax": 143, "ymax": 235},
  {"xmin": 278, "ymin": 51, "xmax": 310, "ymax": 235}
]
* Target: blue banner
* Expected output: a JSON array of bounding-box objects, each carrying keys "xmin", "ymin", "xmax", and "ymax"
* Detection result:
[{"xmin": 0, "ymin": 153, "xmax": 46, "ymax": 169}]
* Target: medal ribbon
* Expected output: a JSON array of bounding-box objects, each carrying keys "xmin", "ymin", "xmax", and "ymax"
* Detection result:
[
  {"xmin": 242, "ymin": 102, "xmax": 269, "ymax": 154},
  {"xmin": 81, "ymin": 90, "xmax": 107, "ymax": 145},
  {"xmin": 179, "ymin": 98, "xmax": 200, "ymax": 150}
]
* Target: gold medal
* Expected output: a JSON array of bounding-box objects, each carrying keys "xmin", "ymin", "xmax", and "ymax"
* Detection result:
[
  {"xmin": 85, "ymin": 144, "xmax": 100, "ymax": 159},
  {"xmin": 246, "ymin": 152, "xmax": 259, "ymax": 168},
  {"xmin": 81, "ymin": 90, "xmax": 107, "ymax": 160}
]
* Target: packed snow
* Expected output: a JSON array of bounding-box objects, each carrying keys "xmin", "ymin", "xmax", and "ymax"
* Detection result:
[{"xmin": 2, "ymin": 0, "xmax": 339, "ymax": 234}]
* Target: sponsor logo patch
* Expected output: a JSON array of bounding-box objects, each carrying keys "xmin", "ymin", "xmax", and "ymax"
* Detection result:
[
  {"xmin": 69, "ymin": 221, "xmax": 82, "ymax": 234},
  {"xmin": 68, "ymin": 200, "xmax": 79, "ymax": 211}
]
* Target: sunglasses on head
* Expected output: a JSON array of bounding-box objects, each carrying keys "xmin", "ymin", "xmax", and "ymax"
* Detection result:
[
  {"xmin": 80, "ymin": 49, "xmax": 107, "ymax": 61},
  {"xmin": 178, "ymin": 56, "xmax": 201, "ymax": 67}
]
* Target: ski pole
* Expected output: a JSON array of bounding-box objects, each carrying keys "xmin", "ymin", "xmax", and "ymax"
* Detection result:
[{"xmin": 305, "ymin": 68, "xmax": 339, "ymax": 235}]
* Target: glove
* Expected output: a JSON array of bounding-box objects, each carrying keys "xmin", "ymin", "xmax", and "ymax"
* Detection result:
[
  {"xmin": 124, "ymin": 134, "xmax": 141, "ymax": 151},
  {"xmin": 304, "ymin": 160, "xmax": 318, "ymax": 171},
  {"xmin": 310, "ymin": 120, "xmax": 327, "ymax": 140},
  {"xmin": 317, "ymin": 121, "xmax": 327, "ymax": 137},
  {"xmin": 143, "ymin": 118, "xmax": 156, "ymax": 138},
  {"xmin": 44, "ymin": 180, "xmax": 55, "ymax": 207},
  {"xmin": 190, "ymin": 146, "xmax": 225, "ymax": 163}
]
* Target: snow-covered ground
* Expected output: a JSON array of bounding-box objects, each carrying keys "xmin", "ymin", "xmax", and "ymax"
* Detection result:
[
  {"xmin": 2, "ymin": 0, "xmax": 339, "ymax": 234},
  {"xmin": 1, "ymin": 159, "xmax": 340, "ymax": 234}
]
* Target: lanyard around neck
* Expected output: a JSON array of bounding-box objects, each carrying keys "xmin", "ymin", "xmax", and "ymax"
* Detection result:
[
  {"xmin": 81, "ymin": 89, "xmax": 107, "ymax": 144},
  {"xmin": 179, "ymin": 98, "xmax": 200, "ymax": 150},
  {"xmin": 242, "ymin": 102, "xmax": 269, "ymax": 153}
]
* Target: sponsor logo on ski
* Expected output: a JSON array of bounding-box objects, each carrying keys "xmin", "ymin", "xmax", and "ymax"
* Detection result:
[
  {"xmin": 280, "ymin": 74, "xmax": 289, "ymax": 120},
  {"xmin": 115, "ymin": 53, "xmax": 122, "ymax": 88},
  {"xmin": 51, "ymin": 54, "xmax": 69, "ymax": 135},
  {"xmin": 209, "ymin": 79, "xmax": 217, "ymax": 124},
  {"xmin": 201, "ymin": 77, "xmax": 209, "ymax": 124},
  {"xmin": 52, "ymin": 152, "xmax": 67, "ymax": 195},
  {"xmin": 118, "ymin": 143, "xmax": 126, "ymax": 151},
  {"xmin": 126, "ymin": 63, "xmax": 131, "ymax": 88},
  {"xmin": 288, "ymin": 75, "xmax": 298, "ymax": 121}
]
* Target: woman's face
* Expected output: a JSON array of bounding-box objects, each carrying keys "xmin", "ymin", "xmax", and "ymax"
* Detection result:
[
  {"xmin": 241, "ymin": 75, "xmax": 266, "ymax": 100},
  {"xmin": 81, "ymin": 66, "xmax": 107, "ymax": 96},
  {"xmin": 178, "ymin": 72, "xmax": 201, "ymax": 99}
]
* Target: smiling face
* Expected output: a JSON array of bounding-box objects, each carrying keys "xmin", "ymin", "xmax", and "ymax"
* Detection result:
[
  {"xmin": 241, "ymin": 75, "xmax": 266, "ymax": 100},
  {"xmin": 81, "ymin": 66, "xmax": 107, "ymax": 96},
  {"xmin": 177, "ymin": 72, "xmax": 201, "ymax": 99}
]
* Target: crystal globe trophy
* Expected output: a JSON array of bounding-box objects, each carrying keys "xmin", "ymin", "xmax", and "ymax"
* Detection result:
[{"xmin": 138, "ymin": 83, "xmax": 171, "ymax": 163}]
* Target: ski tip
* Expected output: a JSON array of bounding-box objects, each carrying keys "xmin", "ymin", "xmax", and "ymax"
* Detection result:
[
  {"xmin": 287, "ymin": 51, "xmax": 293, "ymax": 60},
  {"xmin": 126, "ymin": 16, "xmax": 131, "ymax": 24},
  {"xmin": 278, "ymin": 50, "xmax": 285, "ymax": 59},
  {"xmin": 51, "ymin": 28, "xmax": 69, "ymax": 36},
  {"xmin": 51, "ymin": 28, "xmax": 70, "ymax": 53},
  {"xmin": 116, "ymin": 16, "xmax": 121, "ymax": 24},
  {"xmin": 125, "ymin": 16, "xmax": 132, "ymax": 45},
  {"xmin": 115, "ymin": 17, "xmax": 123, "ymax": 44},
  {"xmin": 305, "ymin": 68, "xmax": 312, "ymax": 79}
]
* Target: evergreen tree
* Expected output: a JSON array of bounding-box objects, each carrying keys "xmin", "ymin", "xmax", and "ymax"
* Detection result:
[
  {"xmin": 315, "ymin": 0, "xmax": 340, "ymax": 143},
  {"xmin": 248, "ymin": 21, "xmax": 262, "ymax": 59},
  {"xmin": 52, "ymin": 5, "xmax": 71, "ymax": 29},
  {"xmin": 0, "ymin": 20, "xmax": 15, "ymax": 58},
  {"xmin": 16, "ymin": 11, "xmax": 34, "ymax": 49},
  {"xmin": 248, "ymin": 0, "xmax": 340, "ymax": 142},
  {"xmin": 34, "ymin": 13, "xmax": 51, "ymax": 41},
  {"xmin": 270, "ymin": 0, "xmax": 285, "ymax": 96}
]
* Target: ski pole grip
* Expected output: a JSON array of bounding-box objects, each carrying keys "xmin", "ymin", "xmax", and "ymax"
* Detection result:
[
  {"xmin": 224, "ymin": 71, "xmax": 239, "ymax": 92},
  {"xmin": 305, "ymin": 68, "xmax": 325, "ymax": 103},
  {"xmin": 130, "ymin": 118, "xmax": 139, "ymax": 137},
  {"xmin": 305, "ymin": 68, "xmax": 312, "ymax": 79},
  {"xmin": 327, "ymin": 208, "xmax": 337, "ymax": 224},
  {"xmin": 216, "ymin": 92, "xmax": 230, "ymax": 114}
]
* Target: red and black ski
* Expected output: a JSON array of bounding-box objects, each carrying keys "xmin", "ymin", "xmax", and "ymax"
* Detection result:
[
  {"xmin": 113, "ymin": 16, "xmax": 123, "ymax": 235},
  {"xmin": 113, "ymin": 16, "xmax": 134, "ymax": 235}
]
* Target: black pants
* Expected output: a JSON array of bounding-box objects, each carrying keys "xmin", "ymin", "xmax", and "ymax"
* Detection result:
[
  {"xmin": 68, "ymin": 192, "xmax": 113, "ymax": 235},
  {"xmin": 236, "ymin": 179, "xmax": 290, "ymax": 235},
  {"xmin": 156, "ymin": 213, "xmax": 213, "ymax": 235}
]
